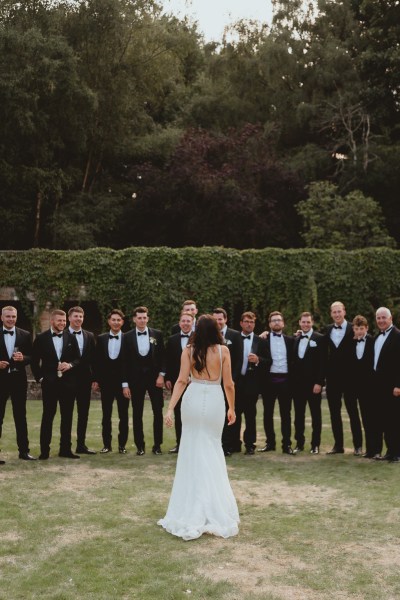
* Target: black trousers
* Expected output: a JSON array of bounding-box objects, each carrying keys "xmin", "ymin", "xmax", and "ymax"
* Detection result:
[
  {"xmin": 100, "ymin": 382, "xmax": 129, "ymax": 449},
  {"xmin": 0, "ymin": 373, "xmax": 30, "ymax": 454},
  {"xmin": 374, "ymin": 377, "xmax": 400, "ymax": 458},
  {"xmin": 130, "ymin": 372, "xmax": 164, "ymax": 450},
  {"xmin": 40, "ymin": 379, "xmax": 75, "ymax": 455},
  {"xmin": 173, "ymin": 397, "xmax": 183, "ymax": 446},
  {"xmin": 261, "ymin": 376, "xmax": 292, "ymax": 449},
  {"xmin": 347, "ymin": 384, "xmax": 377, "ymax": 455},
  {"xmin": 326, "ymin": 381, "xmax": 363, "ymax": 449},
  {"xmin": 293, "ymin": 384, "xmax": 322, "ymax": 448},
  {"xmin": 74, "ymin": 375, "xmax": 92, "ymax": 448},
  {"xmin": 231, "ymin": 373, "xmax": 259, "ymax": 451}
]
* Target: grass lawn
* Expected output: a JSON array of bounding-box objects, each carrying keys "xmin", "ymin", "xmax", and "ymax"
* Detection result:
[{"xmin": 0, "ymin": 397, "xmax": 398, "ymax": 600}]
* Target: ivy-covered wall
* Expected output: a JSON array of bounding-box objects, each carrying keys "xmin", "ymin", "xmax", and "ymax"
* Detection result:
[{"xmin": 1, "ymin": 247, "xmax": 399, "ymax": 334}]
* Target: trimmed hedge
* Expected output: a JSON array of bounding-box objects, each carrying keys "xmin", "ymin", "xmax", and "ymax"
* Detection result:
[{"xmin": 1, "ymin": 247, "xmax": 399, "ymax": 333}]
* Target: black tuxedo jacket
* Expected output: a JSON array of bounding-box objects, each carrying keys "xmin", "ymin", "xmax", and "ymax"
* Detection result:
[
  {"xmin": 223, "ymin": 327, "xmax": 243, "ymax": 382},
  {"xmin": 0, "ymin": 327, "xmax": 32, "ymax": 381},
  {"xmin": 291, "ymin": 331, "xmax": 326, "ymax": 387},
  {"xmin": 123, "ymin": 328, "xmax": 165, "ymax": 384},
  {"xmin": 31, "ymin": 329, "xmax": 81, "ymax": 385},
  {"xmin": 348, "ymin": 334, "xmax": 374, "ymax": 389},
  {"xmin": 165, "ymin": 332, "xmax": 188, "ymax": 385},
  {"xmin": 73, "ymin": 329, "xmax": 96, "ymax": 381},
  {"xmin": 265, "ymin": 333, "xmax": 294, "ymax": 374},
  {"xmin": 374, "ymin": 326, "xmax": 400, "ymax": 390},
  {"xmin": 93, "ymin": 332, "xmax": 125, "ymax": 386},
  {"xmin": 324, "ymin": 321, "xmax": 354, "ymax": 382}
]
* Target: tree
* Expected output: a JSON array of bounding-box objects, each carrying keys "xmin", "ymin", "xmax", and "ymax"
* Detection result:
[{"xmin": 296, "ymin": 181, "xmax": 396, "ymax": 250}]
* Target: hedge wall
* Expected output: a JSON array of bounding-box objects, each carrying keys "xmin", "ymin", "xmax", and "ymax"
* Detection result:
[{"xmin": 1, "ymin": 247, "xmax": 400, "ymax": 334}]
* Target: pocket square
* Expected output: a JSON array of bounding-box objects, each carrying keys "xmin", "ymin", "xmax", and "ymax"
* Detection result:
[{"xmin": 309, "ymin": 340, "xmax": 317, "ymax": 347}]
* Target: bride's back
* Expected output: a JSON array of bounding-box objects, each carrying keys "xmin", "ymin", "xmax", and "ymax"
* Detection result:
[{"xmin": 190, "ymin": 345, "xmax": 222, "ymax": 381}]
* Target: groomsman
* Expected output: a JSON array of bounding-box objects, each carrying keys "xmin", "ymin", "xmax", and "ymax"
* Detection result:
[
  {"xmin": 373, "ymin": 307, "xmax": 400, "ymax": 462},
  {"xmin": 165, "ymin": 312, "xmax": 194, "ymax": 453},
  {"xmin": 171, "ymin": 300, "xmax": 198, "ymax": 334},
  {"xmin": 259, "ymin": 311, "xmax": 294, "ymax": 454},
  {"xmin": 212, "ymin": 307, "xmax": 242, "ymax": 455},
  {"xmin": 0, "ymin": 306, "xmax": 36, "ymax": 462},
  {"xmin": 31, "ymin": 309, "xmax": 81, "ymax": 459},
  {"xmin": 123, "ymin": 306, "xmax": 165, "ymax": 455},
  {"xmin": 291, "ymin": 312, "xmax": 326, "ymax": 455},
  {"xmin": 231, "ymin": 312, "xmax": 269, "ymax": 455},
  {"xmin": 67, "ymin": 306, "xmax": 96, "ymax": 454},
  {"xmin": 92, "ymin": 309, "xmax": 129, "ymax": 454},
  {"xmin": 324, "ymin": 301, "xmax": 363, "ymax": 455},
  {"xmin": 347, "ymin": 315, "xmax": 376, "ymax": 458}
]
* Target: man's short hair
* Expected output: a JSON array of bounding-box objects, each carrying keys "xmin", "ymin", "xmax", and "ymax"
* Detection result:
[
  {"xmin": 68, "ymin": 306, "xmax": 84, "ymax": 317},
  {"xmin": 240, "ymin": 311, "xmax": 256, "ymax": 321},
  {"xmin": 107, "ymin": 309, "xmax": 125, "ymax": 320},
  {"xmin": 299, "ymin": 312, "xmax": 313, "ymax": 320},
  {"xmin": 133, "ymin": 306, "xmax": 148, "ymax": 316},
  {"xmin": 182, "ymin": 299, "xmax": 197, "ymax": 307},
  {"xmin": 179, "ymin": 311, "xmax": 194, "ymax": 320},
  {"xmin": 376, "ymin": 306, "xmax": 391, "ymax": 317},
  {"xmin": 352, "ymin": 315, "xmax": 368, "ymax": 327},
  {"xmin": 1, "ymin": 305, "xmax": 17, "ymax": 315},
  {"xmin": 330, "ymin": 301, "xmax": 345, "ymax": 310},
  {"xmin": 51, "ymin": 309, "xmax": 66, "ymax": 318},
  {"xmin": 212, "ymin": 307, "xmax": 227, "ymax": 319},
  {"xmin": 268, "ymin": 311, "xmax": 283, "ymax": 322}
]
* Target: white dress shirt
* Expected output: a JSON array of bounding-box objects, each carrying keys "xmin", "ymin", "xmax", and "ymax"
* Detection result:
[
  {"xmin": 137, "ymin": 327, "xmax": 150, "ymax": 356},
  {"xmin": 108, "ymin": 330, "xmax": 121, "ymax": 359},
  {"xmin": 374, "ymin": 327, "xmax": 393, "ymax": 370},
  {"xmin": 356, "ymin": 338, "xmax": 366, "ymax": 360},
  {"xmin": 69, "ymin": 327, "xmax": 83, "ymax": 355},
  {"xmin": 51, "ymin": 329, "xmax": 63, "ymax": 360},
  {"xmin": 180, "ymin": 331, "xmax": 190, "ymax": 351},
  {"xmin": 270, "ymin": 333, "xmax": 288, "ymax": 373},
  {"xmin": 3, "ymin": 327, "xmax": 16, "ymax": 358},
  {"xmin": 330, "ymin": 321, "xmax": 347, "ymax": 347},
  {"xmin": 241, "ymin": 332, "xmax": 253, "ymax": 375},
  {"xmin": 298, "ymin": 330, "xmax": 312, "ymax": 359}
]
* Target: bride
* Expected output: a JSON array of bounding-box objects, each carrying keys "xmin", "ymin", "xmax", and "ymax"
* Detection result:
[{"xmin": 158, "ymin": 314, "xmax": 240, "ymax": 541}]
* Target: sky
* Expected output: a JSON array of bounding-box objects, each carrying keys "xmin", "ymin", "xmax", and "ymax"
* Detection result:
[{"xmin": 162, "ymin": 0, "xmax": 274, "ymax": 42}]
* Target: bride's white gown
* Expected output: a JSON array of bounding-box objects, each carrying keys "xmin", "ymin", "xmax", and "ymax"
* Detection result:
[{"xmin": 158, "ymin": 347, "xmax": 239, "ymax": 541}]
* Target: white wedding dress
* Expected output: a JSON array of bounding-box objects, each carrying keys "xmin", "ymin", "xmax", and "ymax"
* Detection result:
[{"xmin": 158, "ymin": 346, "xmax": 239, "ymax": 541}]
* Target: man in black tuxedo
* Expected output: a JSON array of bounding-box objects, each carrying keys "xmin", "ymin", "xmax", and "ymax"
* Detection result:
[
  {"xmin": 165, "ymin": 311, "xmax": 194, "ymax": 453},
  {"xmin": 31, "ymin": 309, "xmax": 81, "ymax": 459},
  {"xmin": 347, "ymin": 315, "xmax": 376, "ymax": 458},
  {"xmin": 212, "ymin": 307, "xmax": 242, "ymax": 455},
  {"xmin": 324, "ymin": 301, "xmax": 363, "ymax": 455},
  {"xmin": 292, "ymin": 312, "xmax": 326, "ymax": 455},
  {"xmin": 0, "ymin": 306, "xmax": 36, "ymax": 462},
  {"xmin": 231, "ymin": 311, "xmax": 270, "ymax": 455},
  {"xmin": 123, "ymin": 306, "xmax": 165, "ymax": 455},
  {"xmin": 259, "ymin": 311, "xmax": 295, "ymax": 454},
  {"xmin": 171, "ymin": 300, "xmax": 198, "ymax": 334},
  {"xmin": 68, "ymin": 306, "xmax": 96, "ymax": 455},
  {"xmin": 373, "ymin": 307, "xmax": 400, "ymax": 463},
  {"xmin": 92, "ymin": 309, "xmax": 129, "ymax": 454}
]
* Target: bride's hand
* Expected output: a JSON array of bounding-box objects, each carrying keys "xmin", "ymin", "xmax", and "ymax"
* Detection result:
[
  {"xmin": 165, "ymin": 409, "xmax": 174, "ymax": 427},
  {"xmin": 227, "ymin": 408, "xmax": 236, "ymax": 425}
]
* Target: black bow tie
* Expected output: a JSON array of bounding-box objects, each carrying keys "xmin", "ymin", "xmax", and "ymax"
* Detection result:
[
  {"xmin": 73, "ymin": 330, "xmax": 82, "ymax": 335},
  {"xmin": 52, "ymin": 333, "xmax": 62, "ymax": 338},
  {"xmin": 300, "ymin": 335, "xmax": 309, "ymax": 340},
  {"xmin": 137, "ymin": 331, "xmax": 147, "ymax": 336},
  {"xmin": 273, "ymin": 333, "xmax": 282, "ymax": 337},
  {"xmin": 109, "ymin": 334, "xmax": 119, "ymax": 339},
  {"xmin": 334, "ymin": 325, "xmax": 342, "ymax": 330},
  {"xmin": 181, "ymin": 334, "xmax": 190, "ymax": 338},
  {"xmin": 357, "ymin": 338, "xmax": 365, "ymax": 343},
  {"xmin": 3, "ymin": 330, "xmax": 14, "ymax": 335},
  {"xmin": 242, "ymin": 335, "xmax": 251, "ymax": 340}
]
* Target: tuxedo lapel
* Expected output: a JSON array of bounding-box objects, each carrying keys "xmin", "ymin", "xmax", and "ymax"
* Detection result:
[{"xmin": 0, "ymin": 331, "xmax": 9, "ymax": 359}]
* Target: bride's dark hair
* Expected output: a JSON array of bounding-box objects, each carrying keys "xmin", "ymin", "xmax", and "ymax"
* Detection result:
[{"xmin": 191, "ymin": 314, "xmax": 223, "ymax": 375}]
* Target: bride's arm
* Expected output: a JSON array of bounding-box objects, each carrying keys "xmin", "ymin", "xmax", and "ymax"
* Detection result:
[
  {"xmin": 222, "ymin": 347, "xmax": 236, "ymax": 425},
  {"xmin": 165, "ymin": 348, "xmax": 191, "ymax": 427}
]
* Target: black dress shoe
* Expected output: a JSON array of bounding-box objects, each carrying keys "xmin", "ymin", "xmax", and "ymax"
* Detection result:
[
  {"xmin": 169, "ymin": 446, "xmax": 179, "ymax": 454},
  {"xmin": 118, "ymin": 446, "xmax": 127, "ymax": 454},
  {"xmin": 293, "ymin": 446, "xmax": 304, "ymax": 454},
  {"xmin": 362, "ymin": 452, "xmax": 375, "ymax": 458},
  {"xmin": 58, "ymin": 452, "xmax": 80, "ymax": 459},
  {"xmin": 100, "ymin": 447, "xmax": 111, "ymax": 454},
  {"xmin": 152, "ymin": 446, "xmax": 162, "ymax": 455},
  {"xmin": 258, "ymin": 444, "xmax": 276, "ymax": 452},
  {"xmin": 310, "ymin": 446, "xmax": 319, "ymax": 454},
  {"xmin": 136, "ymin": 448, "xmax": 145, "ymax": 456},
  {"xmin": 224, "ymin": 449, "xmax": 232, "ymax": 457},
  {"xmin": 39, "ymin": 454, "xmax": 49, "ymax": 460},
  {"xmin": 353, "ymin": 447, "xmax": 363, "ymax": 456},
  {"xmin": 244, "ymin": 447, "xmax": 255, "ymax": 455},
  {"xmin": 326, "ymin": 447, "xmax": 345, "ymax": 454},
  {"xmin": 0, "ymin": 459, "xmax": 5, "ymax": 465},
  {"xmin": 19, "ymin": 453, "xmax": 37, "ymax": 460},
  {"xmin": 283, "ymin": 446, "xmax": 295, "ymax": 455},
  {"xmin": 76, "ymin": 447, "xmax": 97, "ymax": 455},
  {"xmin": 390, "ymin": 456, "xmax": 400, "ymax": 463},
  {"xmin": 377, "ymin": 453, "xmax": 392, "ymax": 461}
]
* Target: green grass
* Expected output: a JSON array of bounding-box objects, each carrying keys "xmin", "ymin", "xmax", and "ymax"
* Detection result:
[{"xmin": 0, "ymin": 398, "xmax": 399, "ymax": 600}]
